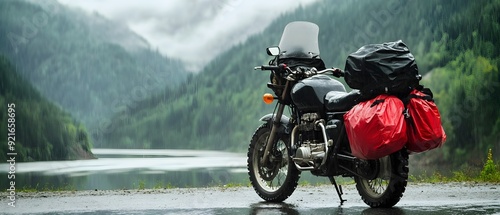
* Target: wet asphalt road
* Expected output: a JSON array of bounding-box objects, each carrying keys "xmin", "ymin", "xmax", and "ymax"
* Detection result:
[{"xmin": 1, "ymin": 183, "xmax": 499, "ymax": 214}]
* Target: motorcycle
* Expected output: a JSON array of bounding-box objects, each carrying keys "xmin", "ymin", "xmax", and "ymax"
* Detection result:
[{"xmin": 247, "ymin": 21, "xmax": 409, "ymax": 208}]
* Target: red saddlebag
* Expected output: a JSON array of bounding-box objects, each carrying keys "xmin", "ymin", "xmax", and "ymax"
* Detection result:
[
  {"xmin": 344, "ymin": 94, "xmax": 407, "ymax": 160},
  {"xmin": 405, "ymin": 89, "xmax": 446, "ymax": 153}
]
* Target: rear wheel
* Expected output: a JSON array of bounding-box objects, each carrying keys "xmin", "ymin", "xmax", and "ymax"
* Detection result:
[
  {"xmin": 247, "ymin": 123, "xmax": 300, "ymax": 202},
  {"xmin": 354, "ymin": 149, "xmax": 409, "ymax": 208}
]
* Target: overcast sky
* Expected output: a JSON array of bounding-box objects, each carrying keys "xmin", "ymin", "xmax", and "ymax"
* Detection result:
[{"xmin": 57, "ymin": 0, "xmax": 318, "ymax": 71}]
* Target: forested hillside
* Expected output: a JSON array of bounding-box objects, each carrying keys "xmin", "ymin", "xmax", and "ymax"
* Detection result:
[
  {"xmin": 0, "ymin": 0, "xmax": 188, "ymax": 137},
  {"xmin": 99, "ymin": 0, "xmax": 500, "ymax": 166},
  {"xmin": 0, "ymin": 56, "xmax": 94, "ymax": 161}
]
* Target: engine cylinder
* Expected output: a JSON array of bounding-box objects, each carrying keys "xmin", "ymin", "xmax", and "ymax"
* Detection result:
[{"xmin": 295, "ymin": 146, "xmax": 311, "ymax": 161}]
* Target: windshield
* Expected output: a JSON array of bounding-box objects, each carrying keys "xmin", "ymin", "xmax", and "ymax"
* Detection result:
[{"xmin": 278, "ymin": 21, "xmax": 320, "ymax": 59}]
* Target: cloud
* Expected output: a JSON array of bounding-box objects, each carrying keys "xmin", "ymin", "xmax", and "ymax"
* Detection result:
[{"xmin": 58, "ymin": 0, "xmax": 318, "ymax": 71}]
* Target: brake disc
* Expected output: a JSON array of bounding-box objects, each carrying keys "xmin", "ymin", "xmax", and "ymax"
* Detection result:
[{"xmin": 258, "ymin": 145, "xmax": 285, "ymax": 181}]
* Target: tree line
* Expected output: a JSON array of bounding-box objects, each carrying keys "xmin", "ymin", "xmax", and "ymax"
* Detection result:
[{"xmin": 0, "ymin": 55, "xmax": 94, "ymax": 161}]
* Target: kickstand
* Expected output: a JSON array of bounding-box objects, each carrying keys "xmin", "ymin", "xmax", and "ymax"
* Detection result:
[{"xmin": 329, "ymin": 176, "xmax": 346, "ymax": 205}]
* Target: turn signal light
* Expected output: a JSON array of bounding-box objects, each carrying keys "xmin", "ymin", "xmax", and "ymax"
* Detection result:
[{"xmin": 263, "ymin": 93, "xmax": 275, "ymax": 104}]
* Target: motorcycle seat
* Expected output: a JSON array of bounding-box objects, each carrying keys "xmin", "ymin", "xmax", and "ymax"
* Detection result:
[{"xmin": 324, "ymin": 90, "xmax": 361, "ymax": 111}]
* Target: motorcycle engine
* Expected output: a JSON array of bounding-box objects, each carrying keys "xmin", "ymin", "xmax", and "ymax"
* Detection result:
[
  {"xmin": 294, "ymin": 141, "xmax": 325, "ymax": 165},
  {"xmin": 293, "ymin": 113, "xmax": 326, "ymax": 166}
]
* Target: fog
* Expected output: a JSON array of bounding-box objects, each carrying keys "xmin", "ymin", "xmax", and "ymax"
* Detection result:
[{"xmin": 57, "ymin": 0, "xmax": 318, "ymax": 71}]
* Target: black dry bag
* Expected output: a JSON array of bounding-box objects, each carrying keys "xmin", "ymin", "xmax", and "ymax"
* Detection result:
[{"xmin": 344, "ymin": 40, "xmax": 420, "ymax": 99}]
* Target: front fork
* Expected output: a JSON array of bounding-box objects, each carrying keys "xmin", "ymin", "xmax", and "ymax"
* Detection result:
[
  {"xmin": 261, "ymin": 102, "xmax": 287, "ymax": 165},
  {"xmin": 261, "ymin": 81, "xmax": 291, "ymax": 165}
]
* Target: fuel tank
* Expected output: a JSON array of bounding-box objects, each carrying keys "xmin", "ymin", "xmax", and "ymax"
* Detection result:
[{"xmin": 291, "ymin": 75, "xmax": 346, "ymax": 111}]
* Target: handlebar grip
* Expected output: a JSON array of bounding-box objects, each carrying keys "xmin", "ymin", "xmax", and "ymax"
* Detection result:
[
  {"xmin": 332, "ymin": 68, "xmax": 345, "ymax": 77},
  {"xmin": 254, "ymin": 64, "xmax": 287, "ymax": 71},
  {"xmin": 260, "ymin": 65, "xmax": 280, "ymax": 70}
]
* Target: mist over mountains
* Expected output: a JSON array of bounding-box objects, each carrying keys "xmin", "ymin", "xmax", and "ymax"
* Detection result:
[{"xmin": 57, "ymin": 0, "xmax": 318, "ymax": 71}]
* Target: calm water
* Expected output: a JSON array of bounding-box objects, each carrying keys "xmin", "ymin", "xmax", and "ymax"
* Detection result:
[{"xmin": 0, "ymin": 149, "xmax": 249, "ymax": 190}]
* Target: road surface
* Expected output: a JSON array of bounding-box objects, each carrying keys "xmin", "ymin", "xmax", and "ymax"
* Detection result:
[{"xmin": 1, "ymin": 182, "xmax": 499, "ymax": 214}]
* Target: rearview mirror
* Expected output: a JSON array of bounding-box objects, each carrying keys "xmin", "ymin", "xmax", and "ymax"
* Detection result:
[{"xmin": 266, "ymin": 47, "xmax": 280, "ymax": 56}]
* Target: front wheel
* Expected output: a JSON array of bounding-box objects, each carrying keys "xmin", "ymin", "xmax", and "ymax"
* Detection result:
[
  {"xmin": 354, "ymin": 149, "xmax": 409, "ymax": 208},
  {"xmin": 247, "ymin": 123, "xmax": 300, "ymax": 202}
]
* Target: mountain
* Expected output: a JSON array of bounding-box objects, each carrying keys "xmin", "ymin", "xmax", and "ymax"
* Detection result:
[
  {"xmin": 0, "ymin": 55, "xmax": 94, "ymax": 161},
  {"xmin": 0, "ymin": 0, "xmax": 188, "ymax": 141},
  {"xmin": 99, "ymin": 0, "xmax": 500, "ymax": 165}
]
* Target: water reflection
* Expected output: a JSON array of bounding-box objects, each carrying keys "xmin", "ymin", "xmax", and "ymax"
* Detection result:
[
  {"xmin": 246, "ymin": 204, "xmax": 400, "ymax": 215},
  {"xmin": 361, "ymin": 207, "xmax": 406, "ymax": 215},
  {"xmin": 249, "ymin": 202, "xmax": 300, "ymax": 215}
]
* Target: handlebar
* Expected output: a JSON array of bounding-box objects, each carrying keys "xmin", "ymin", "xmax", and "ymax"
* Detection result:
[{"xmin": 254, "ymin": 64, "xmax": 344, "ymax": 78}]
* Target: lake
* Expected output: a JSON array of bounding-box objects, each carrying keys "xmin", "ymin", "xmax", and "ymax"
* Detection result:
[{"xmin": 0, "ymin": 149, "xmax": 249, "ymax": 190}]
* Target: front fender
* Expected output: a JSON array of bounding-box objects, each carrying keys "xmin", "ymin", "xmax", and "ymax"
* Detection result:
[{"xmin": 259, "ymin": 113, "xmax": 291, "ymax": 135}]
